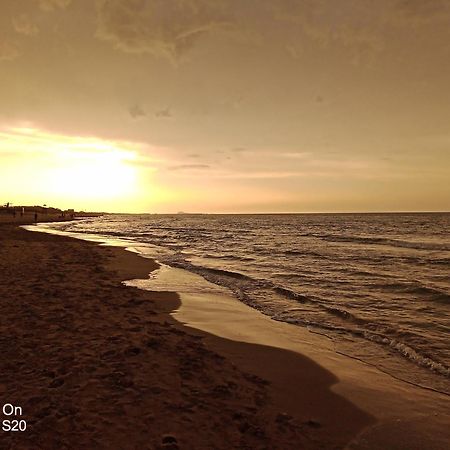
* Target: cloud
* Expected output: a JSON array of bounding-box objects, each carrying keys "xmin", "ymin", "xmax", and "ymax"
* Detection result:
[
  {"xmin": 273, "ymin": 0, "xmax": 390, "ymax": 64},
  {"xmin": 155, "ymin": 107, "xmax": 172, "ymax": 118},
  {"xmin": 13, "ymin": 15, "xmax": 39, "ymax": 36},
  {"xmin": 0, "ymin": 38, "xmax": 19, "ymax": 61},
  {"xmin": 95, "ymin": 0, "xmax": 234, "ymax": 60},
  {"xmin": 279, "ymin": 152, "xmax": 312, "ymax": 159},
  {"xmin": 129, "ymin": 104, "xmax": 146, "ymax": 119},
  {"xmin": 274, "ymin": 0, "xmax": 450, "ymax": 66},
  {"xmin": 168, "ymin": 163, "xmax": 210, "ymax": 171},
  {"xmin": 37, "ymin": 0, "xmax": 72, "ymax": 11},
  {"xmin": 285, "ymin": 0, "xmax": 450, "ymax": 34},
  {"xmin": 286, "ymin": 44, "xmax": 302, "ymax": 60},
  {"xmin": 0, "ymin": 125, "xmax": 141, "ymax": 162},
  {"xmin": 393, "ymin": 0, "xmax": 450, "ymax": 22},
  {"xmin": 96, "ymin": 0, "xmax": 447, "ymax": 65},
  {"xmin": 276, "ymin": 1, "xmax": 386, "ymax": 64},
  {"xmin": 218, "ymin": 170, "xmax": 307, "ymax": 179}
]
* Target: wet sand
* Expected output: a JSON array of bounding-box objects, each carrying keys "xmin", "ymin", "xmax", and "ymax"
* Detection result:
[
  {"xmin": 0, "ymin": 226, "xmax": 373, "ymax": 449},
  {"xmin": 170, "ymin": 278, "xmax": 450, "ymax": 449},
  {"xmin": 130, "ymin": 265, "xmax": 450, "ymax": 450}
]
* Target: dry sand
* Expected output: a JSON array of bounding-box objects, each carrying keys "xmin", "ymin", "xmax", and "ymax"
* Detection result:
[{"xmin": 0, "ymin": 226, "xmax": 373, "ymax": 449}]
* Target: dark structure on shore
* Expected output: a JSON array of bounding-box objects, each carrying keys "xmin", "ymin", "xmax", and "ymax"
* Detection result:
[
  {"xmin": 1, "ymin": 204, "xmax": 74, "ymax": 217},
  {"xmin": 0, "ymin": 204, "xmax": 102, "ymax": 225}
]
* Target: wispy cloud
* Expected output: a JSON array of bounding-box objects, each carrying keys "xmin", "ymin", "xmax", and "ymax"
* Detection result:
[
  {"xmin": 168, "ymin": 163, "xmax": 210, "ymax": 171},
  {"xmin": 37, "ymin": 0, "xmax": 71, "ymax": 12},
  {"xmin": 0, "ymin": 125, "xmax": 140, "ymax": 161},
  {"xmin": 95, "ymin": 0, "xmax": 233, "ymax": 60},
  {"xmin": 155, "ymin": 107, "xmax": 172, "ymax": 119},
  {"xmin": 13, "ymin": 14, "xmax": 39, "ymax": 36},
  {"xmin": 129, "ymin": 104, "xmax": 146, "ymax": 119},
  {"xmin": 392, "ymin": 0, "xmax": 450, "ymax": 24},
  {"xmin": 90, "ymin": 0, "xmax": 450, "ymax": 67},
  {"xmin": 0, "ymin": 38, "xmax": 20, "ymax": 61},
  {"xmin": 230, "ymin": 147, "xmax": 246, "ymax": 153}
]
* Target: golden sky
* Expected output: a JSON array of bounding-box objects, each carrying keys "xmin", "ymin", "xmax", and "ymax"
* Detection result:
[{"xmin": 0, "ymin": 0, "xmax": 449, "ymax": 213}]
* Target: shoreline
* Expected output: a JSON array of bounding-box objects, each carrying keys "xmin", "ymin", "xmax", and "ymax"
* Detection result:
[
  {"xmin": 1, "ymin": 225, "xmax": 372, "ymax": 449},
  {"xmin": 26, "ymin": 223, "xmax": 450, "ymax": 392},
  {"xmin": 30, "ymin": 217, "xmax": 450, "ymax": 395},
  {"xmin": 129, "ymin": 263, "xmax": 450, "ymax": 449}
]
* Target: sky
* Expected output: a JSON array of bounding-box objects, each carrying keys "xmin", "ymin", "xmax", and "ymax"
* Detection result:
[{"xmin": 0, "ymin": 0, "xmax": 449, "ymax": 213}]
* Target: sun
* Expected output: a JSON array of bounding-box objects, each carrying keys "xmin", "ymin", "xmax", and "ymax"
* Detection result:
[
  {"xmin": 50, "ymin": 146, "xmax": 138, "ymax": 200},
  {"xmin": 0, "ymin": 125, "xmax": 142, "ymax": 211}
]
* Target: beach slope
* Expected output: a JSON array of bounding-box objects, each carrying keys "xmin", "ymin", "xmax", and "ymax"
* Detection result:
[{"xmin": 0, "ymin": 226, "xmax": 371, "ymax": 449}]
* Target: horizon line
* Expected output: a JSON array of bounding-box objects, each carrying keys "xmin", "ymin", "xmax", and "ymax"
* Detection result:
[{"xmin": 100, "ymin": 210, "xmax": 450, "ymax": 215}]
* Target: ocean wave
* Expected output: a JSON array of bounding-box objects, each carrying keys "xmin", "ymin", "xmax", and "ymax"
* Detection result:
[
  {"xmin": 271, "ymin": 285, "xmax": 377, "ymax": 327},
  {"xmin": 272, "ymin": 316, "xmax": 450, "ymax": 378},
  {"xmin": 168, "ymin": 262, "xmax": 450, "ymax": 379},
  {"xmin": 430, "ymin": 258, "xmax": 450, "ymax": 266},
  {"xmin": 201, "ymin": 253, "xmax": 256, "ymax": 262},
  {"xmin": 312, "ymin": 233, "xmax": 450, "ymax": 251},
  {"xmin": 201, "ymin": 267, "xmax": 254, "ymax": 280},
  {"xmin": 283, "ymin": 249, "xmax": 326, "ymax": 258},
  {"xmin": 364, "ymin": 333, "xmax": 450, "ymax": 378},
  {"xmin": 53, "ymin": 215, "xmax": 450, "ymax": 384},
  {"xmin": 165, "ymin": 258, "xmax": 266, "ymax": 287},
  {"xmin": 406, "ymin": 285, "xmax": 449, "ymax": 304},
  {"xmin": 370, "ymin": 282, "xmax": 450, "ymax": 304}
]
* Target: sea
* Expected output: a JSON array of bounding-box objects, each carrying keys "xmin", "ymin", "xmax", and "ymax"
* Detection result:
[{"xmin": 41, "ymin": 213, "xmax": 450, "ymax": 394}]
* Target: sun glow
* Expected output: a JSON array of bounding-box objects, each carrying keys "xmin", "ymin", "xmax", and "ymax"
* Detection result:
[
  {"xmin": 50, "ymin": 148, "xmax": 137, "ymax": 199},
  {"xmin": 0, "ymin": 125, "xmax": 143, "ymax": 211}
]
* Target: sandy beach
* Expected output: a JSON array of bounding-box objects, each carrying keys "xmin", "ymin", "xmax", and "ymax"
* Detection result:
[
  {"xmin": 2, "ymin": 0, "xmax": 449, "ymax": 447},
  {"xmin": 0, "ymin": 225, "xmax": 374, "ymax": 449}
]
